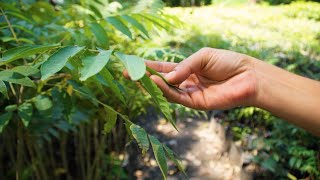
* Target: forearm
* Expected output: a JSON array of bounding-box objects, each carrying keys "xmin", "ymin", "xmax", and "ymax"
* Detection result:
[{"xmin": 251, "ymin": 58, "xmax": 320, "ymax": 136}]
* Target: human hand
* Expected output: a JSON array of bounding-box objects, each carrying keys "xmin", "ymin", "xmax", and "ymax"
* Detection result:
[{"xmin": 144, "ymin": 48, "xmax": 258, "ymax": 110}]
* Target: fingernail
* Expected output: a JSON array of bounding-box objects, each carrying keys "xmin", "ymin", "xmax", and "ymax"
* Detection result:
[{"xmin": 165, "ymin": 71, "xmax": 175, "ymax": 80}]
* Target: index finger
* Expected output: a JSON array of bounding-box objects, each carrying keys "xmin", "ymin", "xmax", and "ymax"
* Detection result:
[{"xmin": 145, "ymin": 60, "xmax": 177, "ymax": 73}]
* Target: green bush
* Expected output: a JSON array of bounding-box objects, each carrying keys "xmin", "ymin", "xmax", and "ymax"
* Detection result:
[
  {"xmin": 283, "ymin": 2, "xmax": 320, "ymax": 20},
  {"xmin": 162, "ymin": 0, "xmax": 211, "ymax": 6},
  {"xmin": 0, "ymin": 0, "xmax": 186, "ymax": 179},
  {"xmin": 261, "ymin": 0, "xmax": 320, "ymax": 5}
]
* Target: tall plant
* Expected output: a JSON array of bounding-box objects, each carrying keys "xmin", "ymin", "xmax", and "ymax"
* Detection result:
[{"xmin": 0, "ymin": 0, "xmax": 185, "ymax": 179}]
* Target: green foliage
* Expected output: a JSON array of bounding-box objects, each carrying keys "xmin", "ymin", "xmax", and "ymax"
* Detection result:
[
  {"xmin": 103, "ymin": 107, "xmax": 118, "ymax": 134},
  {"xmin": 163, "ymin": 0, "xmax": 212, "ymax": 6},
  {"xmin": 0, "ymin": 112, "xmax": 12, "ymax": 132},
  {"xmin": 79, "ymin": 49, "xmax": 113, "ymax": 81},
  {"xmin": 114, "ymin": 52, "xmax": 146, "ymax": 81},
  {"xmin": 0, "ymin": 0, "xmax": 185, "ymax": 179},
  {"xmin": 18, "ymin": 102, "xmax": 33, "ymax": 127},
  {"xmin": 89, "ymin": 22, "xmax": 109, "ymax": 48},
  {"xmin": 130, "ymin": 124, "xmax": 150, "ymax": 155},
  {"xmin": 106, "ymin": 16, "xmax": 133, "ymax": 39},
  {"xmin": 283, "ymin": 2, "xmax": 320, "ymax": 21},
  {"xmin": 41, "ymin": 46, "xmax": 85, "ymax": 80},
  {"xmin": 261, "ymin": 0, "xmax": 320, "ymax": 5},
  {"xmin": 140, "ymin": 75, "xmax": 178, "ymax": 130},
  {"xmin": 163, "ymin": 144, "xmax": 187, "ymax": 176},
  {"xmin": 121, "ymin": 15, "xmax": 150, "ymax": 38},
  {"xmin": 0, "ymin": 44, "xmax": 60, "ymax": 65},
  {"xmin": 149, "ymin": 135, "xmax": 168, "ymax": 179},
  {"xmin": 0, "ymin": 80, "xmax": 8, "ymax": 98},
  {"xmin": 0, "ymin": 70, "xmax": 35, "ymax": 88}
]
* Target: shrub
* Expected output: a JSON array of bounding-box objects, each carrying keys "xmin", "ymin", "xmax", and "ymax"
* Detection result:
[{"xmin": 0, "ymin": 0, "xmax": 186, "ymax": 179}]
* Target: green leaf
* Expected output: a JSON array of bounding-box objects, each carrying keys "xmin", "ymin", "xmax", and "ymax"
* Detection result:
[
  {"xmin": 67, "ymin": 80, "xmax": 97, "ymax": 106},
  {"xmin": 261, "ymin": 157, "xmax": 277, "ymax": 173},
  {"xmin": 0, "ymin": 70, "xmax": 36, "ymax": 88},
  {"xmin": 140, "ymin": 75, "xmax": 177, "ymax": 131},
  {"xmin": 106, "ymin": 16, "xmax": 132, "ymax": 39},
  {"xmin": 11, "ymin": 24, "xmax": 35, "ymax": 36},
  {"xmin": 41, "ymin": 46, "xmax": 85, "ymax": 80},
  {"xmin": 89, "ymin": 4, "xmax": 103, "ymax": 19},
  {"xmin": 149, "ymin": 135, "xmax": 168, "ymax": 180},
  {"xmin": 287, "ymin": 173, "xmax": 298, "ymax": 180},
  {"xmin": 1, "ymin": 44, "xmax": 60, "ymax": 65},
  {"xmin": 103, "ymin": 107, "xmax": 117, "ymax": 134},
  {"xmin": 0, "ymin": 112, "xmax": 12, "ymax": 133},
  {"xmin": 6, "ymin": 11, "xmax": 33, "ymax": 23},
  {"xmin": 11, "ymin": 66, "xmax": 39, "ymax": 76},
  {"xmin": 114, "ymin": 52, "xmax": 146, "ymax": 81},
  {"xmin": 89, "ymin": 22, "xmax": 109, "ymax": 48},
  {"xmin": 98, "ymin": 68, "xmax": 126, "ymax": 104},
  {"xmin": 138, "ymin": 14, "xmax": 169, "ymax": 31},
  {"xmin": 130, "ymin": 124, "xmax": 149, "ymax": 155},
  {"xmin": 79, "ymin": 49, "xmax": 113, "ymax": 81},
  {"xmin": 0, "ymin": 37, "xmax": 35, "ymax": 44},
  {"xmin": 147, "ymin": 66, "xmax": 182, "ymax": 91},
  {"xmin": 121, "ymin": 15, "xmax": 149, "ymax": 38},
  {"xmin": 18, "ymin": 102, "xmax": 33, "ymax": 127},
  {"xmin": 5, "ymin": 104, "xmax": 17, "ymax": 112},
  {"xmin": 48, "ymin": 128, "xmax": 59, "ymax": 138},
  {"xmin": 34, "ymin": 95, "xmax": 52, "ymax": 111},
  {"xmin": 0, "ymin": 80, "xmax": 8, "ymax": 98},
  {"xmin": 1, "ymin": 46, "xmax": 30, "ymax": 61},
  {"xmin": 163, "ymin": 144, "xmax": 187, "ymax": 176}
]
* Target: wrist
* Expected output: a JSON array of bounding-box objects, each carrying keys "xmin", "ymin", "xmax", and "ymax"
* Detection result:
[
  {"xmin": 237, "ymin": 55, "xmax": 261, "ymax": 107},
  {"xmin": 249, "ymin": 57, "xmax": 272, "ymax": 109}
]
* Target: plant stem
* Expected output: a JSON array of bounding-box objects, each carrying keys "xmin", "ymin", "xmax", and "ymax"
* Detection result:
[{"xmin": 0, "ymin": 8, "xmax": 19, "ymax": 44}]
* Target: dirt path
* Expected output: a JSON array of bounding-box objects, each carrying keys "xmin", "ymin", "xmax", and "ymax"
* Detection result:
[{"xmin": 127, "ymin": 115, "xmax": 253, "ymax": 180}]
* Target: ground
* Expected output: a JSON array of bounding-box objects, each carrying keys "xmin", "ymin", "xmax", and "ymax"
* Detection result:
[{"xmin": 126, "ymin": 112, "xmax": 262, "ymax": 180}]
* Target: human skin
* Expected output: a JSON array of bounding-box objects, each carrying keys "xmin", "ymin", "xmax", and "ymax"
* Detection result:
[{"xmin": 123, "ymin": 48, "xmax": 320, "ymax": 136}]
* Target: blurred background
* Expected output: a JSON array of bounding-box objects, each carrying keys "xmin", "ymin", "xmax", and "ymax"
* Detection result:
[{"xmin": 0, "ymin": 0, "xmax": 319, "ymax": 179}]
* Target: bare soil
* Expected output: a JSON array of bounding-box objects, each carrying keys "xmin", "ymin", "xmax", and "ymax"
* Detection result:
[{"xmin": 126, "ymin": 113, "xmax": 258, "ymax": 180}]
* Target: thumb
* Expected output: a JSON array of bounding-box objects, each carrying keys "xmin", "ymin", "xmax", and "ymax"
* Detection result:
[{"xmin": 165, "ymin": 48, "xmax": 212, "ymax": 84}]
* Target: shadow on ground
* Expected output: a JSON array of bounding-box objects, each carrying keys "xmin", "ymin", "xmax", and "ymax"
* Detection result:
[{"xmin": 125, "ymin": 109, "xmax": 258, "ymax": 180}]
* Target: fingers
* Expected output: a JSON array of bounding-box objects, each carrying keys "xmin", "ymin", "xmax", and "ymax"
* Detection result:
[
  {"xmin": 150, "ymin": 75, "xmax": 191, "ymax": 106},
  {"xmin": 145, "ymin": 60, "xmax": 177, "ymax": 73},
  {"xmin": 165, "ymin": 48, "xmax": 214, "ymax": 85},
  {"xmin": 123, "ymin": 70, "xmax": 130, "ymax": 79}
]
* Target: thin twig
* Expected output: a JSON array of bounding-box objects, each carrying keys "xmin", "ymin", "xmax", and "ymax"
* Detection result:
[{"xmin": 0, "ymin": 8, "xmax": 19, "ymax": 44}]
